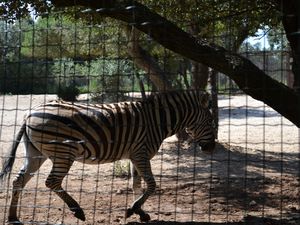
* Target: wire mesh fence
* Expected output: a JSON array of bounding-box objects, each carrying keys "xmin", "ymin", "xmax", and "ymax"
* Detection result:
[{"xmin": 0, "ymin": 1, "xmax": 300, "ymax": 225}]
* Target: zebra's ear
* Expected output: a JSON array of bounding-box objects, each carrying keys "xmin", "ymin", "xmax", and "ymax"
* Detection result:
[{"xmin": 200, "ymin": 92, "xmax": 210, "ymax": 108}]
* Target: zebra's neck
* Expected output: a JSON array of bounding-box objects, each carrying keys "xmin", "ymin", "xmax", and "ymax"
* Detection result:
[{"xmin": 144, "ymin": 91, "xmax": 200, "ymax": 142}]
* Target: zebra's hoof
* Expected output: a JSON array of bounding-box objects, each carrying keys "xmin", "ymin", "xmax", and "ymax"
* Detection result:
[
  {"xmin": 125, "ymin": 208, "xmax": 134, "ymax": 218},
  {"xmin": 8, "ymin": 217, "xmax": 23, "ymax": 225},
  {"xmin": 73, "ymin": 207, "xmax": 86, "ymax": 221},
  {"xmin": 139, "ymin": 212, "xmax": 151, "ymax": 222}
]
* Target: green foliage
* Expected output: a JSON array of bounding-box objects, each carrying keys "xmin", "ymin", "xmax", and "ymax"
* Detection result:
[
  {"xmin": 21, "ymin": 14, "xmax": 126, "ymax": 60},
  {"xmin": 0, "ymin": 59, "xmax": 56, "ymax": 94},
  {"xmin": 144, "ymin": 0, "xmax": 280, "ymax": 48},
  {"xmin": 0, "ymin": 18, "xmax": 58, "ymax": 94},
  {"xmin": 0, "ymin": 1, "xmax": 286, "ymax": 96},
  {"xmin": 267, "ymin": 25, "xmax": 289, "ymax": 51},
  {"xmin": 86, "ymin": 58, "xmax": 138, "ymax": 102}
]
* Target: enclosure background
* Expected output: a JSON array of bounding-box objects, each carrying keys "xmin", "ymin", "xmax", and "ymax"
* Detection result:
[{"xmin": 0, "ymin": 1, "xmax": 300, "ymax": 225}]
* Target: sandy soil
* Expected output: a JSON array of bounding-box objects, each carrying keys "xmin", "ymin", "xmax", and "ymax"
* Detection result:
[{"xmin": 0, "ymin": 94, "xmax": 299, "ymax": 225}]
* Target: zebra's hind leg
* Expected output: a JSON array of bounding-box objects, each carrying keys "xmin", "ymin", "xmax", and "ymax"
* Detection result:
[
  {"xmin": 126, "ymin": 159, "xmax": 155, "ymax": 222},
  {"xmin": 45, "ymin": 157, "xmax": 86, "ymax": 221},
  {"xmin": 8, "ymin": 139, "xmax": 46, "ymax": 225}
]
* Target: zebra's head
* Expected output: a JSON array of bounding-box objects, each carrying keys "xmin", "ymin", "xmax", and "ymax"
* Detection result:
[{"xmin": 185, "ymin": 92, "xmax": 216, "ymax": 153}]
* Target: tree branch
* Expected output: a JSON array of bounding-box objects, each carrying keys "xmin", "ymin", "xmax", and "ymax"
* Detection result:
[{"xmin": 51, "ymin": 0, "xmax": 300, "ymax": 127}]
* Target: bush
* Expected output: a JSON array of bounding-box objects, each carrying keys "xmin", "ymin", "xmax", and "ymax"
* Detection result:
[
  {"xmin": 57, "ymin": 83, "xmax": 80, "ymax": 101},
  {"xmin": 113, "ymin": 160, "xmax": 131, "ymax": 179}
]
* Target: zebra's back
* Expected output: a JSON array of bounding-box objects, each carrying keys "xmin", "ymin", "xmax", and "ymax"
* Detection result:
[{"xmin": 25, "ymin": 100, "xmax": 147, "ymax": 164}]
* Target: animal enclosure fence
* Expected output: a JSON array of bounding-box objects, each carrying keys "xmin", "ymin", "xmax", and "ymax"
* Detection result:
[{"xmin": 0, "ymin": 1, "xmax": 300, "ymax": 225}]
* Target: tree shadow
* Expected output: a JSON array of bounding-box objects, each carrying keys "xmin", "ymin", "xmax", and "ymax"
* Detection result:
[
  {"xmin": 155, "ymin": 142, "xmax": 300, "ymax": 220},
  {"xmin": 218, "ymin": 106, "xmax": 279, "ymax": 120},
  {"xmin": 162, "ymin": 142, "xmax": 299, "ymax": 179}
]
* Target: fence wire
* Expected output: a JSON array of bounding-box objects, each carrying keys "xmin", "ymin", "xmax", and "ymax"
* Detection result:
[{"xmin": 0, "ymin": 2, "xmax": 300, "ymax": 225}]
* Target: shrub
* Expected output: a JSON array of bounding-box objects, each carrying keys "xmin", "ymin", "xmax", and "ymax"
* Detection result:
[
  {"xmin": 113, "ymin": 160, "xmax": 131, "ymax": 179},
  {"xmin": 57, "ymin": 83, "xmax": 80, "ymax": 101}
]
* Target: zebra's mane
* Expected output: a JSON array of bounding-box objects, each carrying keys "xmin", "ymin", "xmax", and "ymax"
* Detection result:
[
  {"xmin": 41, "ymin": 90, "xmax": 209, "ymax": 109},
  {"xmin": 141, "ymin": 89, "xmax": 209, "ymax": 107}
]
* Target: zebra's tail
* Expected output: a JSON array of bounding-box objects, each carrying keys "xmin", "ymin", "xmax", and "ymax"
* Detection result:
[{"xmin": 0, "ymin": 120, "xmax": 26, "ymax": 185}]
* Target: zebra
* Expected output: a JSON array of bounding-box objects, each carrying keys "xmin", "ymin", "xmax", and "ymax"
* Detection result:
[{"xmin": 0, "ymin": 90, "xmax": 216, "ymax": 224}]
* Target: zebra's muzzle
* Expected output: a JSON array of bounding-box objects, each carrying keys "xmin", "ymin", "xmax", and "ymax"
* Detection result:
[{"xmin": 199, "ymin": 140, "xmax": 216, "ymax": 153}]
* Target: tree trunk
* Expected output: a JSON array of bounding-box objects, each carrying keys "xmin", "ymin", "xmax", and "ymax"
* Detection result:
[
  {"xmin": 134, "ymin": 73, "xmax": 146, "ymax": 100},
  {"xmin": 279, "ymin": 0, "xmax": 300, "ymax": 92},
  {"xmin": 191, "ymin": 62, "xmax": 209, "ymax": 89},
  {"xmin": 209, "ymin": 69, "xmax": 219, "ymax": 139},
  {"xmin": 126, "ymin": 26, "xmax": 172, "ymax": 91},
  {"xmin": 52, "ymin": 0, "xmax": 300, "ymax": 127},
  {"xmin": 189, "ymin": 21, "xmax": 209, "ymax": 90}
]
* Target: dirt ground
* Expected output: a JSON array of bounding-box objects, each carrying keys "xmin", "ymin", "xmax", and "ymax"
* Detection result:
[{"xmin": 0, "ymin": 94, "xmax": 299, "ymax": 225}]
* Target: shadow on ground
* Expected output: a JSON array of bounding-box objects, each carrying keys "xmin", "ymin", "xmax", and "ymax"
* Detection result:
[
  {"xmin": 155, "ymin": 142, "xmax": 300, "ymax": 223},
  {"xmin": 126, "ymin": 215, "xmax": 300, "ymax": 225}
]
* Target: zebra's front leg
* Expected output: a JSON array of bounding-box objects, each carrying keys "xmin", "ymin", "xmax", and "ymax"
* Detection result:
[
  {"xmin": 46, "ymin": 158, "xmax": 85, "ymax": 221},
  {"xmin": 131, "ymin": 162, "xmax": 142, "ymax": 201},
  {"xmin": 126, "ymin": 159, "xmax": 156, "ymax": 222}
]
